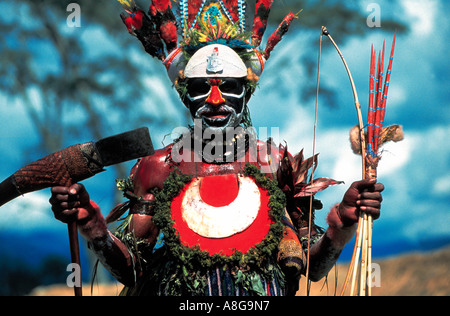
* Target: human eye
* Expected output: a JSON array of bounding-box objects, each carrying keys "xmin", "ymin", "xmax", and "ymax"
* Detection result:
[
  {"xmin": 220, "ymin": 79, "xmax": 241, "ymax": 94},
  {"xmin": 187, "ymin": 79, "xmax": 210, "ymax": 96}
]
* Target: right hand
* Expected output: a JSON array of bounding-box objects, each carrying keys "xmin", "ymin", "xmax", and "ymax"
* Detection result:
[
  {"xmin": 49, "ymin": 183, "xmax": 94, "ymax": 224},
  {"xmin": 338, "ymin": 179, "xmax": 384, "ymax": 226}
]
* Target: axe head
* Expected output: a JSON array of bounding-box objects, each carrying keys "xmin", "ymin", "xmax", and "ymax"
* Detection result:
[
  {"xmin": 0, "ymin": 127, "xmax": 154, "ymax": 207},
  {"xmin": 95, "ymin": 127, "xmax": 154, "ymax": 167}
]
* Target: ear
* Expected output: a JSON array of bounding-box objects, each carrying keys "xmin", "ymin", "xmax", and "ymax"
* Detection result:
[
  {"xmin": 244, "ymin": 90, "xmax": 252, "ymax": 104},
  {"xmin": 175, "ymin": 75, "xmax": 189, "ymax": 107},
  {"xmin": 244, "ymin": 79, "xmax": 258, "ymax": 104}
]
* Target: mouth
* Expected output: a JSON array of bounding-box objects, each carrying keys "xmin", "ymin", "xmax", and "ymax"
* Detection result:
[
  {"xmin": 202, "ymin": 113, "xmax": 231, "ymax": 127},
  {"xmin": 202, "ymin": 112, "xmax": 231, "ymax": 127}
]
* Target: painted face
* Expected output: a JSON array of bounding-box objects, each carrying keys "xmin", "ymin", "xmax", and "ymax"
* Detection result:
[{"xmin": 185, "ymin": 77, "xmax": 247, "ymax": 130}]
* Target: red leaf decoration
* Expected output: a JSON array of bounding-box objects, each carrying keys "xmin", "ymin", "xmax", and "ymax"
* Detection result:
[{"xmin": 294, "ymin": 177, "xmax": 344, "ymax": 198}]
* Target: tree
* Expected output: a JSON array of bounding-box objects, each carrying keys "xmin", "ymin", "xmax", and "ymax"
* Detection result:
[
  {"xmin": 0, "ymin": 0, "xmax": 405, "ymax": 157},
  {"xmin": 0, "ymin": 0, "xmax": 407, "ymax": 288},
  {"xmin": 257, "ymin": 0, "xmax": 406, "ymax": 107},
  {"xmin": 0, "ymin": 0, "xmax": 183, "ymax": 175}
]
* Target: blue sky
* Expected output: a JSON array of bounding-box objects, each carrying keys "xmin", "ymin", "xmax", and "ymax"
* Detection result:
[
  {"xmin": 258, "ymin": 0, "xmax": 450, "ymax": 256},
  {"xmin": 254, "ymin": 0, "xmax": 450, "ymax": 256},
  {"xmin": 0, "ymin": 0, "xmax": 449, "ymax": 283}
]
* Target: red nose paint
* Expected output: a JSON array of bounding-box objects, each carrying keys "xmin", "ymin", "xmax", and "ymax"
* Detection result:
[{"xmin": 206, "ymin": 79, "xmax": 225, "ymax": 106}]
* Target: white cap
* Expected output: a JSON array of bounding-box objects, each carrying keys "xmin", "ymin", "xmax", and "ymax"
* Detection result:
[
  {"xmin": 163, "ymin": 44, "xmax": 266, "ymax": 84},
  {"xmin": 184, "ymin": 44, "xmax": 247, "ymax": 78}
]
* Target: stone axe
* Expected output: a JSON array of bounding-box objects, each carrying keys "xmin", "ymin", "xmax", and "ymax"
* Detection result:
[{"xmin": 0, "ymin": 127, "xmax": 154, "ymax": 296}]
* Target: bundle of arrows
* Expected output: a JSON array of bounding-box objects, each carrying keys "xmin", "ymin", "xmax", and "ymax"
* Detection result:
[{"xmin": 343, "ymin": 31, "xmax": 404, "ymax": 296}]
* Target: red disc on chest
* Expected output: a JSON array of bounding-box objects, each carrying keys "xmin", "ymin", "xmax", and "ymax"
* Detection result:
[
  {"xmin": 199, "ymin": 174, "xmax": 239, "ymax": 207},
  {"xmin": 171, "ymin": 175, "xmax": 272, "ymax": 256}
]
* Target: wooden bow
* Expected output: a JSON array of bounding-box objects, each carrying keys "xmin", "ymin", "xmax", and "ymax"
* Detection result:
[{"xmin": 317, "ymin": 26, "xmax": 403, "ymax": 296}]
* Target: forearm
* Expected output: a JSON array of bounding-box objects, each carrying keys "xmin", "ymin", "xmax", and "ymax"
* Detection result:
[
  {"xmin": 78, "ymin": 202, "xmax": 138, "ymax": 286},
  {"xmin": 87, "ymin": 232, "xmax": 137, "ymax": 286},
  {"xmin": 307, "ymin": 204, "xmax": 357, "ymax": 282}
]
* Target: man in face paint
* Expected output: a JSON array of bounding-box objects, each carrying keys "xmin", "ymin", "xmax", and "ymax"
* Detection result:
[
  {"xmin": 185, "ymin": 77, "xmax": 246, "ymax": 130},
  {"xmin": 181, "ymin": 45, "xmax": 251, "ymax": 131},
  {"xmin": 48, "ymin": 39, "xmax": 384, "ymax": 297}
]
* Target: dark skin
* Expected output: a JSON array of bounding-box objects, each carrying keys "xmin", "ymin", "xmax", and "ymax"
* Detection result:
[
  {"xmin": 49, "ymin": 184, "xmax": 91, "ymax": 224},
  {"xmin": 184, "ymin": 77, "xmax": 248, "ymax": 129},
  {"xmin": 50, "ymin": 180, "xmax": 384, "ymax": 233},
  {"xmin": 340, "ymin": 179, "xmax": 384, "ymax": 225},
  {"xmin": 49, "ymin": 75, "xmax": 385, "ymax": 288}
]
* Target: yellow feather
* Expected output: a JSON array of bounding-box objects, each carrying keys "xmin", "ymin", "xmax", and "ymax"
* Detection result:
[
  {"xmin": 198, "ymin": 34, "xmax": 209, "ymax": 42},
  {"xmin": 224, "ymin": 24, "xmax": 233, "ymax": 35},
  {"xmin": 117, "ymin": 0, "xmax": 136, "ymax": 12}
]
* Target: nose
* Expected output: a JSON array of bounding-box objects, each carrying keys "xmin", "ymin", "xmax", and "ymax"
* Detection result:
[{"xmin": 206, "ymin": 85, "xmax": 226, "ymax": 107}]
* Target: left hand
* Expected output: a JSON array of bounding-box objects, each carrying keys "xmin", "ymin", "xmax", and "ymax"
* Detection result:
[{"xmin": 338, "ymin": 179, "xmax": 384, "ymax": 226}]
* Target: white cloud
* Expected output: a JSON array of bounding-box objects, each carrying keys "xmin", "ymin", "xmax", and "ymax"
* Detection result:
[
  {"xmin": 280, "ymin": 99, "xmax": 450, "ymax": 245},
  {"xmin": 433, "ymin": 174, "xmax": 450, "ymax": 196},
  {"xmin": 387, "ymin": 85, "xmax": 407, "ymax": 109},
  {"xmin": 283, "ymin": 115, "xmax": 412, "ymax": 184},
  {"xmin": 280, "ymin": 105, "xmax": 315, "ymax": 153},
  {"xmin": 0, "ymin": 0, "xmax": 447, "ymax": 260},
  {"xmin": 0, "ymin": 191, "xmax": 62, "ymax": 232},
  {"xmin": 377, "ymin": 125, "xmax": 450, "ymax": 241},
  {"xmin": 377, "ymin": 132, "xmax": 412, "ymax": 176},
  {"xmin": 401, "ymin": 0, "xmax": 438, "ymax": 37},
  {"xmin": 400, "ymin": 200, "xmax": 450, "ymax": 241}
]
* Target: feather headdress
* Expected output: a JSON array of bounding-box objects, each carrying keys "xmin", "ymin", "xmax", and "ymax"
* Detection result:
[{"xmin": 116, "ymin": 0, "xmax": 297, "ymax": 85}]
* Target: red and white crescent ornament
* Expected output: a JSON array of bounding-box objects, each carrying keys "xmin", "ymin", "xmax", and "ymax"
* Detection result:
[{"xmin": 170, "ymin": 174, "xmax": 273, "ymax": 256}]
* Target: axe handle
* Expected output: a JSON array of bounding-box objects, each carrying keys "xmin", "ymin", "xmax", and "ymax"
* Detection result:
[
  {"xmin": 0, "ymin": 170, "xmax": 83, "ymax": 296},
  {"xmin": 0, "ymin": 128, "xmax": 154, "ymax": 297},
  {"xmin": 64, "ymin": 178, "xmax": 82, "ymax": 297},
  {"xmin": 68, "ymin": 221, "xmax": 82, "ymax": 296}
]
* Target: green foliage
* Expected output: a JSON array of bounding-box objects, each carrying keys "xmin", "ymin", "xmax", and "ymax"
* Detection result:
[
  {"xmin": 115, "ymin": 165, "xmax": 287, "ymax": 295},
  {"xmin": 181, "ymin": 18, "xmax": 254, "ymax": 58}
]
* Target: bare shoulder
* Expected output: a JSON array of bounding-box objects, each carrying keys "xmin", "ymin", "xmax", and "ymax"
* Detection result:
[{"xmin": 131, "ymin": 145, "xmax": 174, "ymax": 197}]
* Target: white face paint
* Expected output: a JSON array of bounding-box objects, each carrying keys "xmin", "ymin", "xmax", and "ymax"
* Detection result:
[
  {"xmin": 187, "ymin": 87, "xmax": 245, "ymax": 102},
  {"xmin": 194, "ymin": 103, "xmax": 244, "ymax": 132},
  {"xmin": 186, "ymin": 78, "xmax": 247, "ymax": 131}
]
